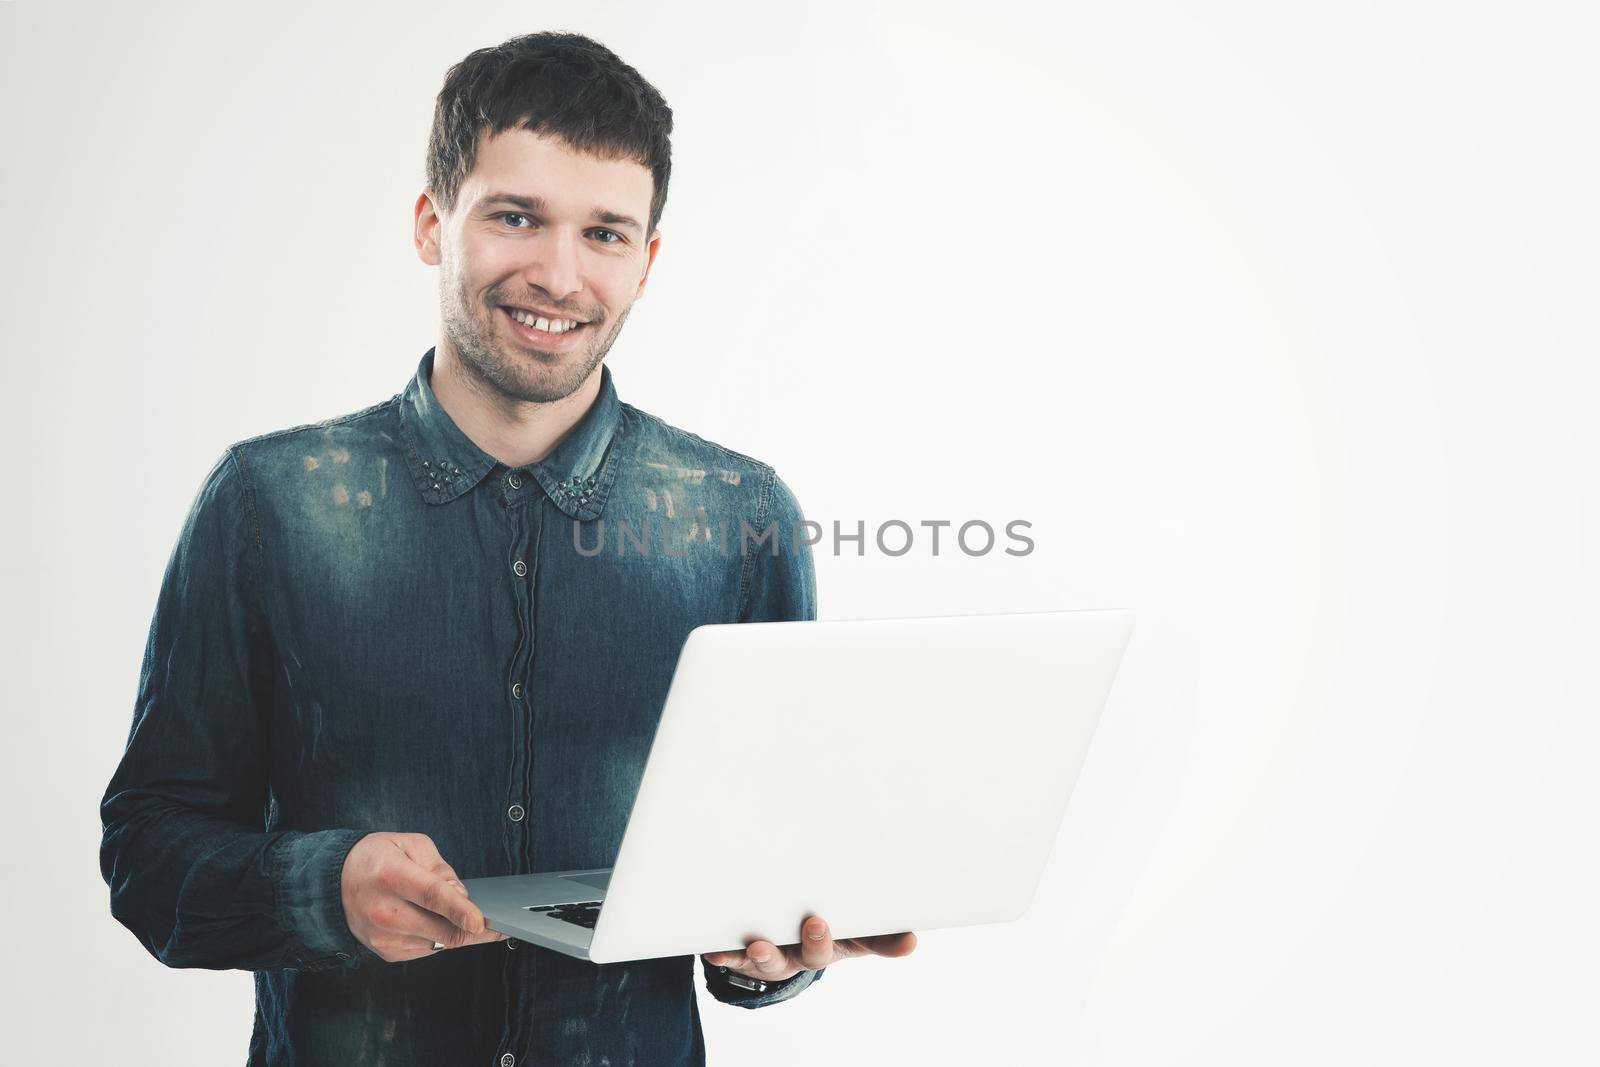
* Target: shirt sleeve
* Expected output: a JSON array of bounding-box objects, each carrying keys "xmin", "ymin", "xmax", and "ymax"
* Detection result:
[
  {"xmin": 99, "ymin": 447, "xmax": 368, "ymax": 973},
  {"xmin": 737, "ymin": 467, "xmax": 817, "ymax": 627},
  {"xmin": 702, "ymin": 956, "xmax": 825, "ymax": 1008},
  {"xmin": 706, "ymin": 466, "xmax": 824, "ymax": 1007}
]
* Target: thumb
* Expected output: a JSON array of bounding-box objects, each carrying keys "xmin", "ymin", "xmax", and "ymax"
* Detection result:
[
  {"xmin": 397, "ymin": 832, "xmax": 447, "ymax": 868},
  {"xmin": 438, "ymin": 876, "xmax": 486, "ymax": 935},
  {"xmin": 403, "ymin": 864, "xmax": 485, "ymax": 935}
]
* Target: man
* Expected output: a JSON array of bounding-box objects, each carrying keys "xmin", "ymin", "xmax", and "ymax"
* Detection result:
[{"xmin": 99, "ymin": 30, "xmax": 914, "ymax": 1066}]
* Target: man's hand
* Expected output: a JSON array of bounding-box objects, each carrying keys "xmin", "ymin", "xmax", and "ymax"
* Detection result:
[
  {"xmin": 702, "ymin": 915, "xmax": 917, "ymax": 985},
  {"xmin": 340, "ymin": 832, "xmax": 508, "ymax": 962}
]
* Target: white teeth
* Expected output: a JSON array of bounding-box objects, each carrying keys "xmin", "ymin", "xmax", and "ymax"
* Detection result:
[{"xmin": 509, "ymin": 309, "xmax": 581, "ymax": 334}]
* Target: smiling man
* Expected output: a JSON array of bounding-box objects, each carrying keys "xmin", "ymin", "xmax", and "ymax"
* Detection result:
[{"xmin": 98, "ymin": 30, "xmax": 913, "ymax": 1067}]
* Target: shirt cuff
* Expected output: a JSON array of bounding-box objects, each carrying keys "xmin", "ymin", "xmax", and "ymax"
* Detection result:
[
  {"xmin": 268, "ymin": 829, "xmax": 370, "ymax": 971},
  {"xmin": 703, "ymin": 961, "xmax": 824, "ymax": 1009}
]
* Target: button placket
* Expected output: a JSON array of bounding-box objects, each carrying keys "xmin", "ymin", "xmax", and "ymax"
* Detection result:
[{"xmin": 502, "ymin": 489, "xmax": 539, "ymax": 903}]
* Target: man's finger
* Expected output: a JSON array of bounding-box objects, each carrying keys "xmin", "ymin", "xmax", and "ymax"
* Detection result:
[
  {"xmin": 744, "ymin": 939, "xmax": 789, "ymax": 977},
  {"xmin": 395, "ymin": 862, "xmax": 485, "ymax": 934},
  {"xmin": 457, "ymin": 924, "xmax": 508, "ymax": 947},
  {"xmin": 861, "ymin": 931, "xmax": 918, "ymax": 957},
  {"xmin": 389, "ymin": 899, "xmax": 490, "ymax": 948},
  {"xmin": 799, "ymin": 916, "xmax": 832, "ymax": 970},
  {"xmin": 836, "ymin": 931, "xmax": 918, "ymax": 959},
  {"xmin": 386, "ymin": 834, "xmax": 471, "ymax": 907},
  {"xmin": 390, "ymin": 925, "xmax": 503, "ymax": 962},
  {"xmin": 402, "ymin": 840, "xmax": 473, "ymax": 906}
]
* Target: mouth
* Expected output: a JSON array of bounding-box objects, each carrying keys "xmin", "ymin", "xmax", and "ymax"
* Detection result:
[{"xmin": 497, "ymin": 305, "xmax": 593, "ymax": 351}]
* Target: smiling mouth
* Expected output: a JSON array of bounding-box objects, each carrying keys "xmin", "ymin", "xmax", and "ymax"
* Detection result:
[
  {"xmin": 498, "ymin": 305, "xmax": 593, "ymax": 348},
  {"xmin": 500, "ymin": 305, "xmax": 590, "ymax": 333}
]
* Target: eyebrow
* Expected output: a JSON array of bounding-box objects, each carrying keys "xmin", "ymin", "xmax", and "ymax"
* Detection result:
[{"xmin": 478, "ymin": 192, "xmax": 643, "ymax": 234}]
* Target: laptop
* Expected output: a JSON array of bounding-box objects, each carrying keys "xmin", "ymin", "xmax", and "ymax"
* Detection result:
[{"xmin": 462, "ymin": 608, "xmax": 1135, "ymax": 964}]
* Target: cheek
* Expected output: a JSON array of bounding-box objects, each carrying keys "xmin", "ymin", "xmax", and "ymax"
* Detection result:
[
  {"xmin": 455, "ymin": 238, "xmax": 522, "ymax": 289},
  {"xmin": 589, "ymin": 267, "xmax": 640, "ymax": 311}
]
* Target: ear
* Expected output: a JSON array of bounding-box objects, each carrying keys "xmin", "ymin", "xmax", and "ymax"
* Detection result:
[
  {"xmin": 633, "ymin": 229, "xmax": 663, "ymax": 300},
  {"xmin": 414, "ymin": 190, "xmax": 443, "ymax": 266}
]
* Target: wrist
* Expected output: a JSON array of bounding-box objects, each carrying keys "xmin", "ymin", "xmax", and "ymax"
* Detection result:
[
  {"xmin": 713, "ymin": 964, "xmax": 774, "ymax": 994},
  {"xmin": 269, "ymin": 828, "xmax": 370, "ymax": 968}
]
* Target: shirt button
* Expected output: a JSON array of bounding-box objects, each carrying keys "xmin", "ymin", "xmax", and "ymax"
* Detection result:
[
  {"xmin": 511, "ymin": 682, "xmax": 523, "ymax": 700},
  {"xmin": 507, "ymin": 804, "xmax": 525, "ymax": 822},
  {"xmin": 512, "ymin": 559, "xmax": 527, "ymax": 577},
  {"xmin": 500, "ymin": 1055, "xmax": 515, "ymax": 1067},
  {"xmin": 508, "ymin": 472, "xmax": 522, "ymax": 489},
  {"xmin": 334, "ymin": 951, "xmax": 351, "ymax": 961}
]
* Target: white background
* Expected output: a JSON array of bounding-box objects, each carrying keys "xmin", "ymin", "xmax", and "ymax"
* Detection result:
[{"xmin": 2, "ymin": 1, "xmax": 1595, "ymax": 1063}]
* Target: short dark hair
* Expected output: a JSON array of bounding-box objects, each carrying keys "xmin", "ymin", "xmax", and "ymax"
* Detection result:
[{"xmin": 426, "ymin": 32, "xmax": 674, "ymax": 236}]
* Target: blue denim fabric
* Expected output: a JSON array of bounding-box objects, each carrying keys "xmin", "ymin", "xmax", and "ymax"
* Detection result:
[{"xmin": 100, "ymin": 347, "xmax": 823, "ymax": 1066}]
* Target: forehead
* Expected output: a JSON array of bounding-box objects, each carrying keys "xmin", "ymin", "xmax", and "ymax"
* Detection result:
[{"xmin": 463, "ymin": 127, "xmax": 653, "ymax": 218}]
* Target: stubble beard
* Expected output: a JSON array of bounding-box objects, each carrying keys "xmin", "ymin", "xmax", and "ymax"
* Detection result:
[{"xmin": 440, "ymin": 265, "xmax": 631, "ymax": 405}]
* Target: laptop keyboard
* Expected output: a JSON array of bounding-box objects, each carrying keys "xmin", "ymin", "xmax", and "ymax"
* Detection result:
[{"xmin": 524, "ymin": 901, "xmax": 602, "ymax": 929}]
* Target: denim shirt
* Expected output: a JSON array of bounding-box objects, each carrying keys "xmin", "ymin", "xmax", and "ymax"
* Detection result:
[{"xmin": 100, "ymin": 347, "xmax": 823, "ymax": 1066}]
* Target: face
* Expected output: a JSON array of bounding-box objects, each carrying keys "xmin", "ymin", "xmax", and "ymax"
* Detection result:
[{"xmin": 415, "ymin": 127, "xmax": 661, "ymax": 404}]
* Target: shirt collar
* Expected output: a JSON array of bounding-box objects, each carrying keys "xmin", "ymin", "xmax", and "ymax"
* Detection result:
[{"xmin": 397, "ymin": 346, "xmax": 624, "ymax": 519}]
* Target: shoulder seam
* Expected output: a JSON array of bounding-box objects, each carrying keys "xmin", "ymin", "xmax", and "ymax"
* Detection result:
[
  {"xmin": 620, "ymin": 402, "xmax": 775, "ymax": 475},
  {"xmin": 230, "ymin": 394, "xmax": 401, "ymax": 450}
]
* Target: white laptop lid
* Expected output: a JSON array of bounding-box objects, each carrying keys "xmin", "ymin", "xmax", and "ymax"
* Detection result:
[{"xmin": 587, "ymin": 608, "xmax": 1134, "ymax": 964}]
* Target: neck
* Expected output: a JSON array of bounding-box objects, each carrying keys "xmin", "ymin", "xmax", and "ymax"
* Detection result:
[{"xmin": 430, "ymin": 339, "xmax": 603, "ymax": 468}]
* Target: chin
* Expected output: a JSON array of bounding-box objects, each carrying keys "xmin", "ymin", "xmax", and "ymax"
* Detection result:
[{"xmin": 502, "ymin": 352, "xmax": 599, "ymax": 404}]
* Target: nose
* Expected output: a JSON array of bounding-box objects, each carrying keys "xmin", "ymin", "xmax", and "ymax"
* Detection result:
[{"xmin": 519, "ymin": 227, "xmax": 583, "ymax": 306}]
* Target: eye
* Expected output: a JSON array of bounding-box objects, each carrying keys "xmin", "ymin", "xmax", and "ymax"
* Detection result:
[
  {"xmin": 498, "ymin": 212, "xmax": 533, "ymax": 229},
  {"xmin": 590, "ymin": 229, "xmax": 623, "ymax": 244}
]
